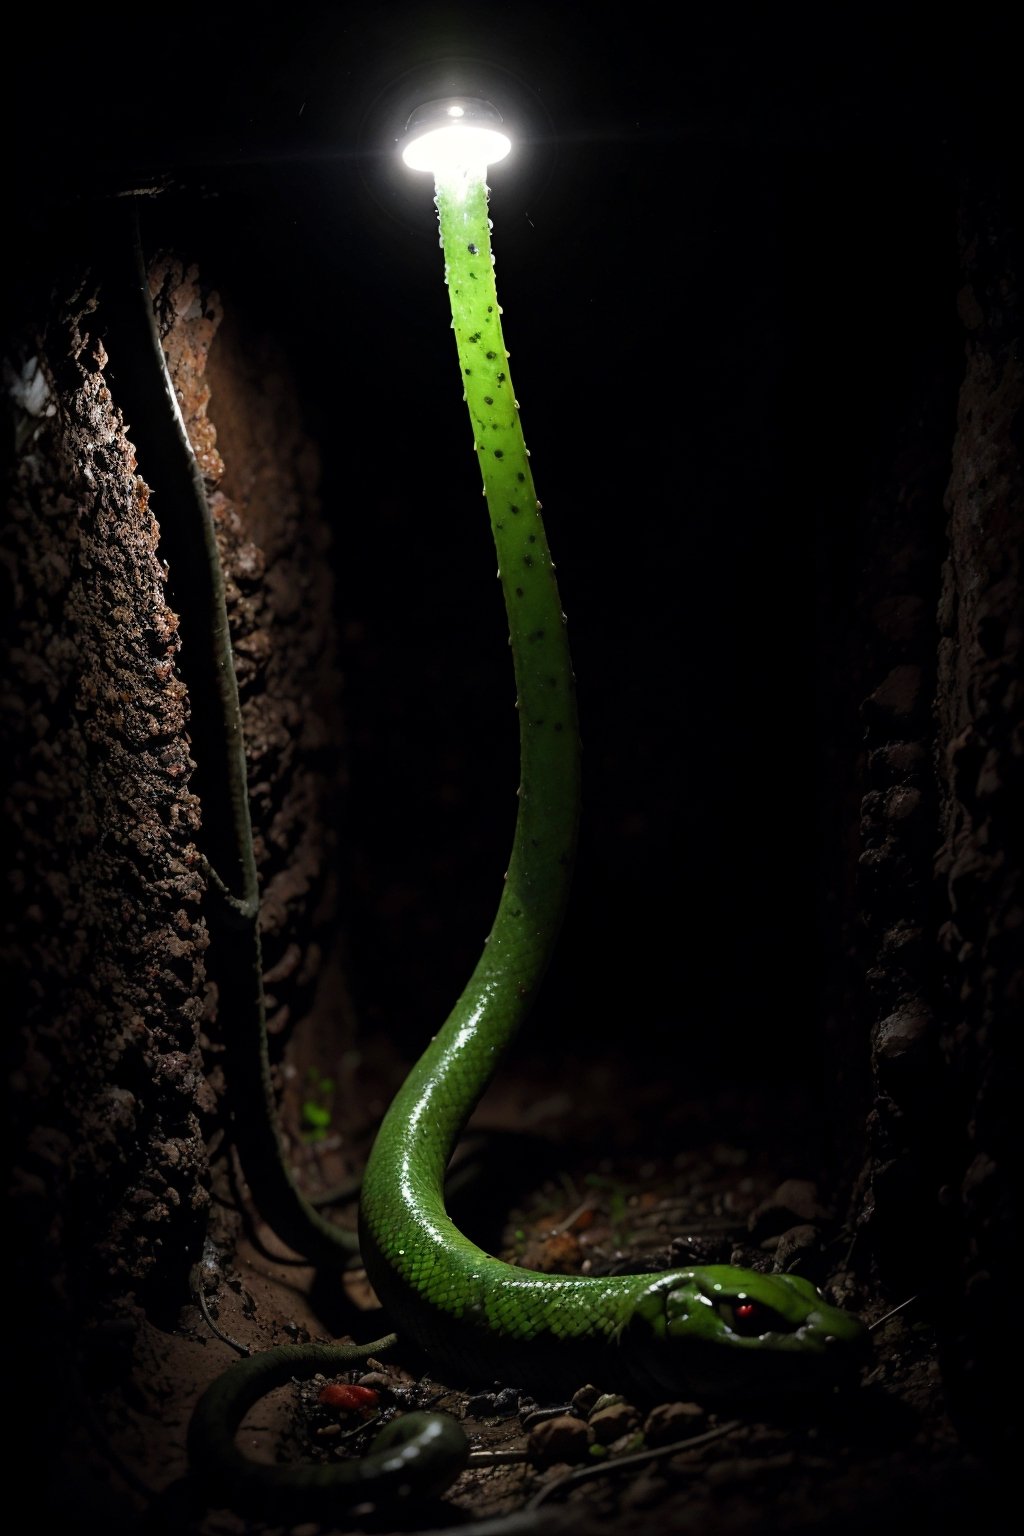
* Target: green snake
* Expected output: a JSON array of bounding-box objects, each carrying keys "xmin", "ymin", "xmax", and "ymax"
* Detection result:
[{"xmin": 175, "ymin": 152, "xmax": 870, "ymax": 1520}]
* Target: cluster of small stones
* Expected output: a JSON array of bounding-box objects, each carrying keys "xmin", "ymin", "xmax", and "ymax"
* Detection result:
[
  {"xmin": 525, "ymin": 1384, "xmax": 650, "ymax": 1468},
  {"xmin": 2, "ymin": 290, "xmax": 210, "ymax": 1300}
]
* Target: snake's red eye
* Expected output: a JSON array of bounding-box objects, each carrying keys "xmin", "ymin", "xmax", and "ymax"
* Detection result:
[
  {"xmin": 716, "ymin": 1297, "xmax": 798, "ymax": 1337},
  {"xmin": 730, "ymin": 1301, "xmax": 765, "ymax": 1335}
]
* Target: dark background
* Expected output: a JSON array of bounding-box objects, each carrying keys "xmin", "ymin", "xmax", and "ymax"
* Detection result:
[{"xmin": 7, "ymin": 1, "xmax": 1009, "ymax": 1092}]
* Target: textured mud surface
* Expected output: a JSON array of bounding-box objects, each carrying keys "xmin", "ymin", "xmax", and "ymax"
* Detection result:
[
  {"xmin": 54, "ymin": 1059, "xmax": 991, "ymax": 1536},
  {"xmin": 3, "ymin": 285, "xmax": 210, "ymax": 1299},
  {"xmin": 3, "ymin": 250, "xmax": 350, "ymax": 1532}
]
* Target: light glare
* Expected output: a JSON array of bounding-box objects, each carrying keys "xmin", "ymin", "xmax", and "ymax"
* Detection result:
[{"xmin": 401, "ymin": 97, "xmax": 511, "ymax": 174}]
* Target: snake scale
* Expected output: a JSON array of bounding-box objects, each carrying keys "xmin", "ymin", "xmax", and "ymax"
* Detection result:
[{"xmin": 136, "ymin": 149, "xmax": 871, "ymax": 1520}]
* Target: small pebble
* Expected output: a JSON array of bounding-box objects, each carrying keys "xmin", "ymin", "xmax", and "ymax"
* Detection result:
[
  {"xmin": 747, "ymin": 1178, "xmax": 827, "ymax": 1239},
  {"xmin": 643, "ymin": 1401, "xmax": 706, "ymax": 1446},
  {"xmin": 528, "ymin": 1414, "xmax": 592, "ymax": 1468},
  {"xmin": 774, "ymin": 1223, "xmax": 821, "ymax": 1274},
  {"xmin": 589, "ymin": 1401, "xmax": 640, "ymax": 1445},
  {"xmin": 571, "ymin": 1383, "xmax": 601, "ymax": 1415}
]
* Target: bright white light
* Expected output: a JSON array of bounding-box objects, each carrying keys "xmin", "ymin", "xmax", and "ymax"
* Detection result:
[
  {"xmin": 402, "ymin": 125, "xmax": 510, "ymax": 173},
  {"xmin": 401, "ymin": 96, "xmax": 511, "ymax": 174}
]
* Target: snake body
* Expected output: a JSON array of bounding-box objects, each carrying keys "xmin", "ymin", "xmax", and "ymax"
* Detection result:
[
  {"xmin": 358, "ymin": 168, "xmax": 866, "ymax": 1399},
  {"xmin": 184, "ymin": 165, "xmax": 869, "ymax": 1518}
]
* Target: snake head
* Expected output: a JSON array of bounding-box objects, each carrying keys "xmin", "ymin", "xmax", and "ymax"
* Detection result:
[{"xmin": 618, "ymin": 1265, "xmax": 870, "ymax": 1401}]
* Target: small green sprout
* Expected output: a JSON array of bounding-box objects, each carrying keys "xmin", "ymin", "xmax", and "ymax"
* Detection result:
[{"xmin": 301, "ymin": 1066, "xmax": 335, "ymax": 1142}]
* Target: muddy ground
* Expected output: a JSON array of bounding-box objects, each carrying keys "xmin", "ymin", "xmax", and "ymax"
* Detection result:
[{"xmin": 45, "ymin": 1045, "xmax": 995, "ymax": 1536}]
